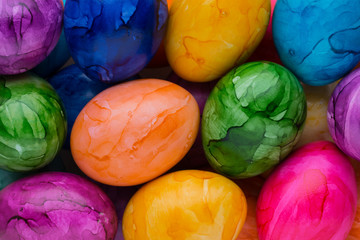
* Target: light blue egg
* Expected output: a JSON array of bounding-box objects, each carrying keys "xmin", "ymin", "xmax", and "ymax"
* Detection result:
[{"xmin": 273, "ymin": 0, "xmax": 360, "ymax": 86}]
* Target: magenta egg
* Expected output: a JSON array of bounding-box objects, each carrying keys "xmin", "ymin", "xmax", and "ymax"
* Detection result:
[
  {"xmin": 0, "ymin": 172, "xmax": 117, "ymax": 239},
  {"xmin": 257, "ymin": 141, "xmax": 357, "ymax": 240}
]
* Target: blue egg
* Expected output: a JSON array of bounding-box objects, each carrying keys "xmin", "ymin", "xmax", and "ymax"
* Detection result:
[
  {"xmin": 64, "ymin": 0, "xmax": 168, "ymax": 83},
  {"xmin": 32, "ymin": 0, "xmax": 71, "ymax": 79},
  {"xmin": 49, "ymin": 65, "xmax": 110, "ymax": 148},
  {"xmin": 273, "ymin": 0, "xmax": 360, "ymax": 86}
]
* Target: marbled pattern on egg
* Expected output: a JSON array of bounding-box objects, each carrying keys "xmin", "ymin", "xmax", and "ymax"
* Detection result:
[
  {"xmin": 165, "ymin": 0, "xmax": 270, "ymax": 82},
  {"xmin": 0, "ymin": 172, "xmax": 117, "ymax": 239},
  {"xmin": 0, "ymin": 0, "xmax": 63, "ymax": 75},
  {"xmin": 0, "ymin": 74, "xmax": 67, "ymax": 172},
  {"xmin": 64, "ymin": 0, "xmax": 168, "ymax": 83},
  {"xmin": 122, "ymin": 170, "xmax": 247, "ymax": 240},
  {"xmin": 202, "ymin": 62, "xmax": 307, "ymax": 178},
  {"xmin": 328, "ymin": 68, "xmax": 360, "ymax": 161},
  {"xmin": 257, "ymin": 141, "xmax": 357, "ymax": 240},
  {"xmin": 273, "ymin": 0, "xmax": 360, "ymax": 86}
]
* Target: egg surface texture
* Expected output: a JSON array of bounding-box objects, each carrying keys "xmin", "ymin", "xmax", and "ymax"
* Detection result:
[
  {"xmin": 165, "ymin": 0, "xmax": 270, "ymax": 82},
  {"xmin": 0, "ymin": 74, "xmax": 66, "ymax": 172},
  {"xmin": 64, "ymin": 0, "xmax": 168, "ymax": 83},
  {"xmin": 0, "ymin": 172, "xmax": 117, "ymax": 239},
  {"xmin": 71, "ymin": 79, "xmax": 200, "ymax": 186},
  {"xmin": 0, "ymin": 0, "xmax": 63, "ymax": 75},
  {"xmin": 273, "ymin": 0, "xmax": 360, "ymax": 86},
  {"xmin": 202, "ymin": 62, "xmax": 306, "ymax": 178},
  {"xmin": 257, "ymin": 141, "xmax": 357, "ymax": 240},
  {"xmin": 328, "ymin": 68, "xmax": 360, "ymax": 161},
  {"xmin": 122, "ymin": 170, "xmax": 247, "ymax": 240}
]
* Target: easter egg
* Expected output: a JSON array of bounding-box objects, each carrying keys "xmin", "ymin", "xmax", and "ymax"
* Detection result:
[
  {"xmin": 0, "ymin": 0, "xmax": 63, "ymax": 75},
  {"xmin": 295, "ymin": 83, "xmax": 336, "ymax": 148},
  {"xmin": 0, "ymin": 73, "xmax": 66, "ymax": 172},
  {"xmin": 32, "ymin": 0, "xmax": 71, "ymax": 79},
  {"xmin": 202, "ymin": 62, "xmax": 307, "ymax": 178},
  {"xmin": 49, "ymin": 65, "xmax": 109, "ymax": 148},
  {"xmin": 165, "ymin": 0, "xmax": 270, "ymax": 82},
  {"xmin": 273, "ymin": 0, "xmax": 360, "ymax": 86},
  {"xmin": 328, "ymin": 68, "xmax": 360, "ymax": 161},
  {"xmin": 168, "ymin": 73, "xmax": 216, "ymax": 169},
  {"xmin": 0, "ymin": 172, "xmax": 117, "ymax": 239},
  {"xmin": 70, "ymin": 79, "xmax": 200, "ymax": 186},
  {"xmin": 64, "ymin": 0, "xmax": 168, "ymax": 83},
  {"xmin": 257, "ymin": 141, "xmax": 357, "ymax": 240},
  {"xmin": 122, "ymin": 170, "xmax": 247, "ymax": 240},
  {"xmin": 247, "ymin": 0, "xmax": 281, "ymax": 64}
]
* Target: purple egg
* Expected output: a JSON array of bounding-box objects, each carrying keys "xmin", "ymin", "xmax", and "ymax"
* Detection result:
[
  {"xmin": 328, "ymin": 68, "xmax": 360, "ymax": 161},
  {"xmin": 0, "ymin": 0, "xmax": 63, "ymax": 75},
  {"xmin": 0, "ymin": 172, "xmax": 117, "ymax": 239},
  {"xmin": 167, "ymin": 72, "xmax": 217, "ymax": 170}
]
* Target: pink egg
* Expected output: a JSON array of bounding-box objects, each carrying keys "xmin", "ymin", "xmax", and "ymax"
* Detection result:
[{"xmin": 257, "ymin": 141, "xmax": 357, "ymax": 240}]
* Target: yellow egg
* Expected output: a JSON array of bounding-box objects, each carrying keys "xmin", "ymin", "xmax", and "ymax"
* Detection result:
[
  {"xmin": 123, "ymin": 170, "xmax": 247, "ymax": 240},
  {"xmin": 165, "ymin": 0, "xmax": 270, "ymax": 82}
]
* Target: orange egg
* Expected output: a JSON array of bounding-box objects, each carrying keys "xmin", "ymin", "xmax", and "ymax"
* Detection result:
[
  {"xmin": 348, "ymin": 158, "xmax": 360, "ymax": 239},
  {"xmin": 70, "ymin": 79, "xmax": 200, "ymax": 186},
  {"xmin": 122, "ymin": 170, "xmax": 247, "ymax": 240}
]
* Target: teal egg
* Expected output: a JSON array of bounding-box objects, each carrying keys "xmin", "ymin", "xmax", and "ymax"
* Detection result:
[
  {"xmin": 202, "ymin": 62, "xmax": 307, "ymax": 178},
  {"xmin": 0, "ymin": 73, "xmax": 67, "ymax": 172}
]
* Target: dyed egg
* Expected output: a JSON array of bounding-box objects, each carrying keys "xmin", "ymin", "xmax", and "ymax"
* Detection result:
[
  {"xmin": 273, "ymin": 0, "xmax": 360, "ymax": 86},
  {"xmin": 257, "ymin": 141, "xmax": 357, "ymax": 240},
  {"xmin": 0, "ymin": 74, "xmax": 66, "ymax": 172},
  {"xmin": 0, "ymin": 0, "xmax": 63, "ymax": 75},
  {"xmin": 165, "ymin": 0, "xmax": 270, "ymax": 82},
  {"xmin": 202, "ymin": 62, "xmax": 307, "ymax": 178},
  {"xmin": 32, "ymin": 0, "xmax": 71, "ymax": 79},
  {"xmin": 64, "ymin": 0, "xmax": 168, "ymax": 83},
  {"xmin": 247, "ymin": 0, "xmax": 281, "ymax": 64},
  {"xmin": 0, "ymin": 172, "xmax": 117, "ymax": 239},
  {"xmin": 71, "ymin": 79, "xmax": 200, "ymax": 186},
  {"xmin": 328, "ymin": 68, "xmax": 360, "ymax": 161},
  {"xmin": 49, "ymin": 65, "xmax": 109, "ymax": 148},
  {"xmin": 168, "ymin": 73, "xmax": 216, "ymax": 169},
  {"xmin": 123, "ymin": 170, "xmax": 247, "ymax": 240},
  {"xmin": 295, "ymin": 83, "xmax": 336, "ymax": 148}
]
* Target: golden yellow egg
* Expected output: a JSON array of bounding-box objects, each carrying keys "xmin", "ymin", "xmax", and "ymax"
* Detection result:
[
  {"xmin": 123, "ymin": 170, "xmax": 247, "ymax": 239},
  {"xmin": 165, "ymin": 0, "xmax": 270, "ymax": 82}
]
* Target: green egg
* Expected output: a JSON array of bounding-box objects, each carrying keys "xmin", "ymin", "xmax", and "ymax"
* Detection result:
[
  {"xmin": 202, "ymin": 62, "xmax": 306, "ymax": 178},
  {"xmin": 0, "ymin": 73, "xmax": 67, "ymax": 172}
]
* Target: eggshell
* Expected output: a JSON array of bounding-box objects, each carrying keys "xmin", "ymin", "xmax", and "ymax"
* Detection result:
[
  {"xmin": 64, "ymin": 0, "xmax": 168, "ymax": 83},
  {"xmin": 273, "ymin": 0, "xmax": 360, "ymax": 86},
  {"xmin": 257, "ymin": 141, "xmax": 357, "ymax": 240},
  {"xmin": 0, "ymin": 73, "xmax": 67, "ymax": 172},
  {"xmin": 0, "ymin": 0, "xmax": 63, "ymax": 75},
  {"xmin": 0, "ymin": 172, "xmax": 118, "ymax": 239},
  {"xmin": 70, "ymin": 79, "xmax": 200, "ymax": 186},
  {"xmin": 202, "ymin": 62, "xmax": 307, "ymax": 178},
  {"xmin": 122, "ymin": 170, "xmax": 247, "ymax": 240},
  {"xmin": 348, "ymin": 159, "xmax": 360, "ymax": 239},
  {"xmin": 165, "ymin": 0, "xmax": 270, "ymax": 82},
  {"xmin": 328, "ymin": 68, "xmax": 360, "ymax": 161}
]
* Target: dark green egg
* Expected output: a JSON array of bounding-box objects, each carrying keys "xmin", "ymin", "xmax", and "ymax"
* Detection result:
[
  {"xmin": 0, "ymin": 73, "xmax": 66, "ymax": 172},
  {"xmin": 202, "ymin": 62, "xmax": 306, "ymax": 178}
]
